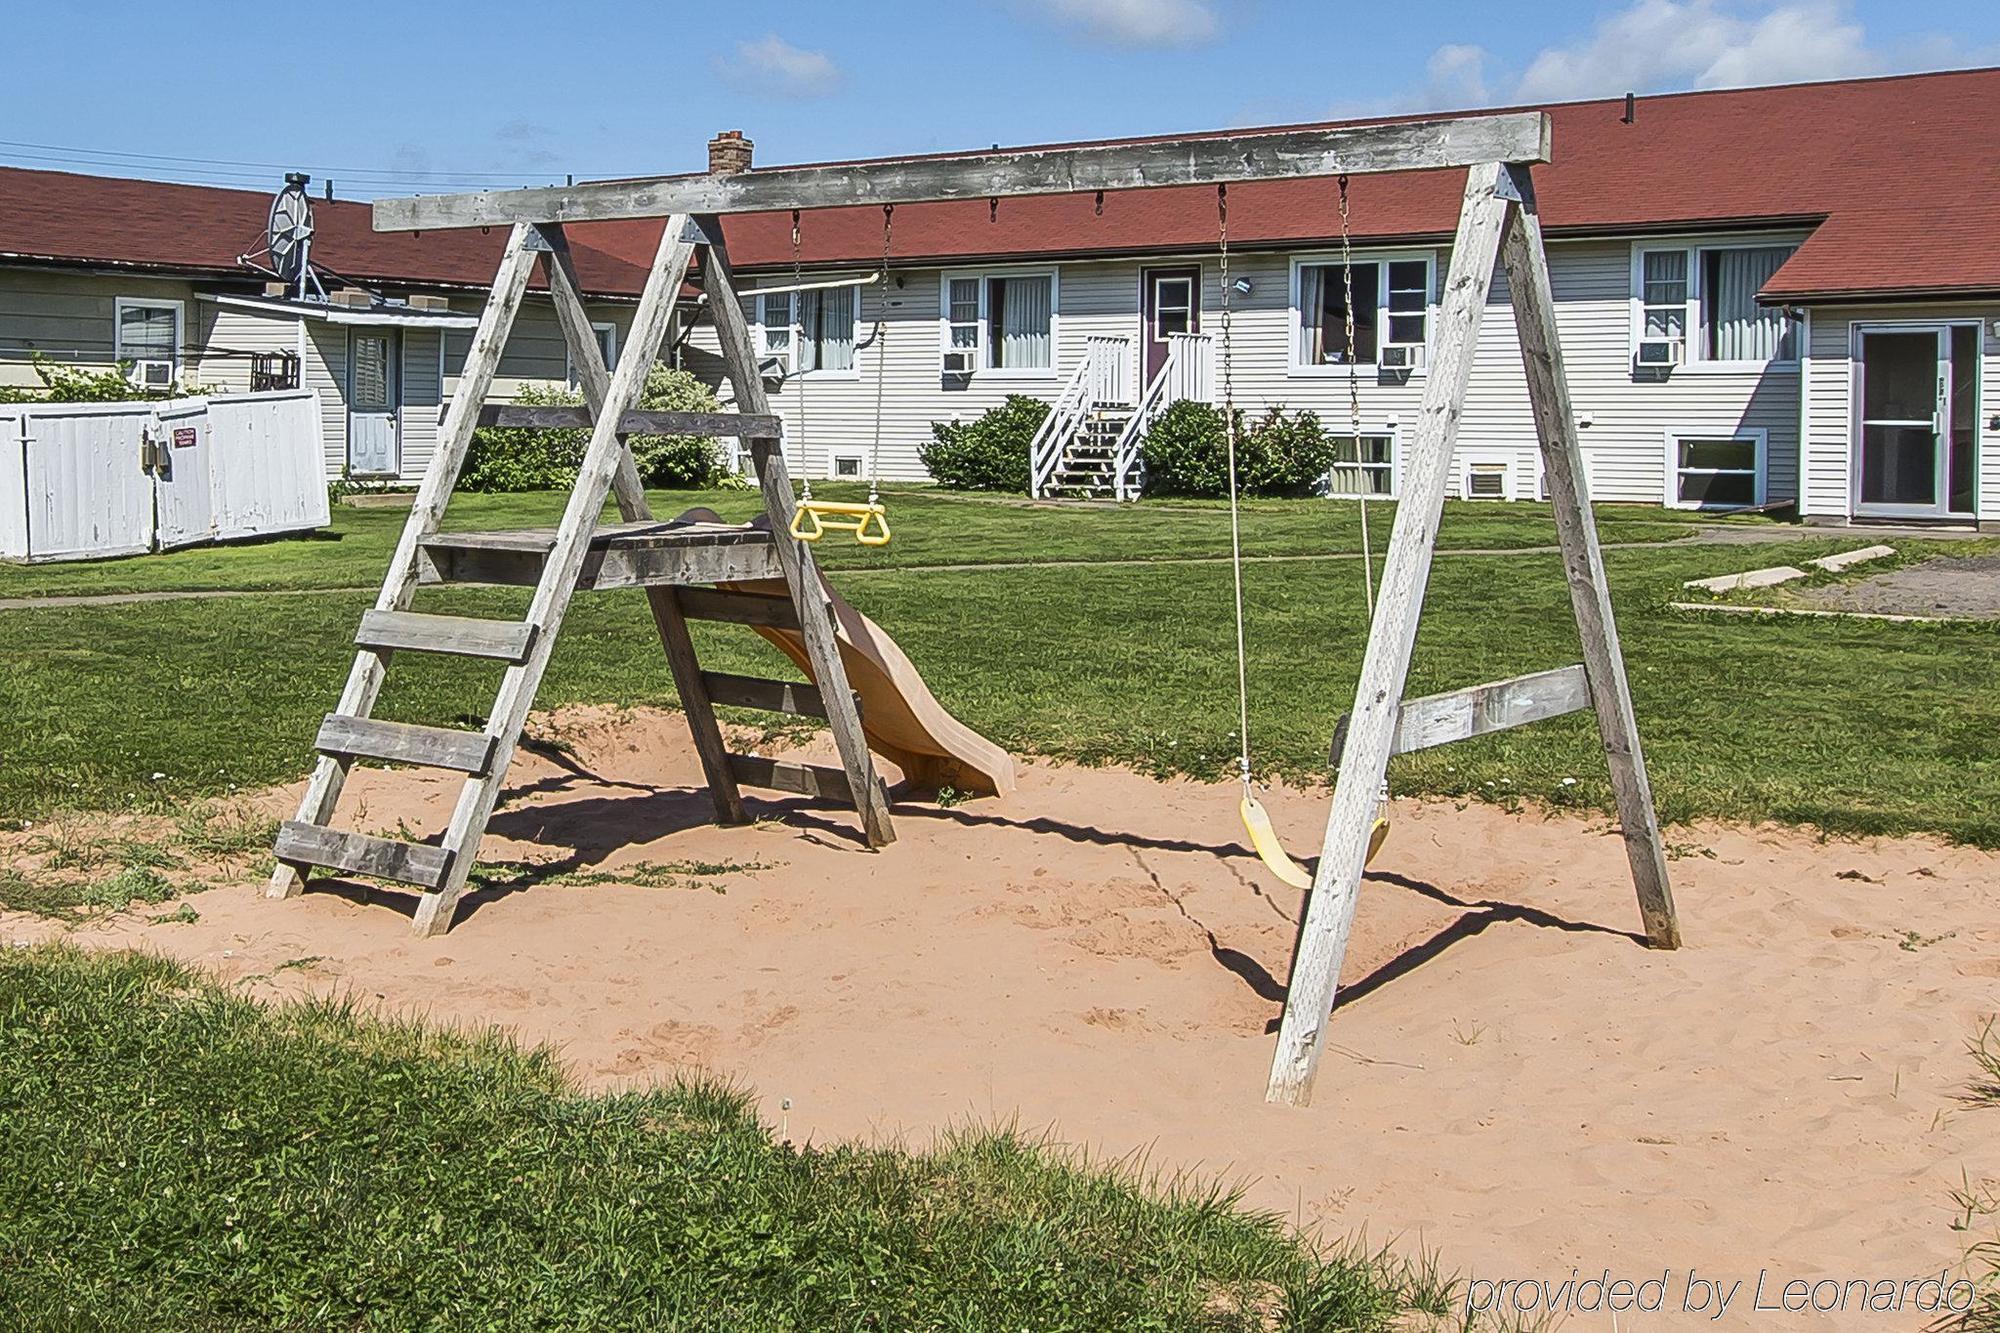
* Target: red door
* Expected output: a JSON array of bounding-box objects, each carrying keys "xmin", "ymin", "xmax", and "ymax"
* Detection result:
[{"xmin": 1141, "ymin": 266, "xmax": 1200, "ymax": 386}]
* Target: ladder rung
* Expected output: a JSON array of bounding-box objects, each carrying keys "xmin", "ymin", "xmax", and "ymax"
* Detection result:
[
  {"xmin": 355, "ymin": 609, "xmax": 536, "ymax": 663},
  {"xmin": 274, "ymin": 820, "xmax": 450, "ymax": 889},
  {"xmin": 728, "ymin": 754, "xmax": 866, "ymax": 803},
  {"xmin": 677, "ymin": 587, "xmax": 804, "ymax": 630},
  {"xmin": 316, "ymin": 714, "xmax": 498, "ymax": 774},
  {"xmin": 701, "ymin": 671, "xmax": 828, "ymax": 718},
  {"xmin": 474, "ymin": 404, "xmax": 784, "ymax": 440}
]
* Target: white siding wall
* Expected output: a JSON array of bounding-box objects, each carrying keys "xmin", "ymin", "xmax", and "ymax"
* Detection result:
[
  {"xmin": 0, "ymin": 268, "xmax": 199, "ymax": 389},
  {"xmin": 199, "ymin": 304, "xmax": 303, "ymax": 395},
  {"xmin": 302, "ymin": 319, "xmax": 348, "ymax": 479},
  {"xmin": 1801, "ymin": 301, "xmax": 2000, "ymax": 522},
  {"xmin": 401, "ymin": 327, "xmax": 445, "ymax": 480},
  {"xmin": 684, "ymin": 237, "xmax": 1806, "ymax": 502},
  {"xmin": 442, "ymin": 296, "xmax": 637, "ymax": 401}
]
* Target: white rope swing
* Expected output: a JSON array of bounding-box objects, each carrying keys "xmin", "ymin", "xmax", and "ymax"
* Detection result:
[{"xmin": 1219, "ymin": 179, "xmax": 1389, "ymax": 892}]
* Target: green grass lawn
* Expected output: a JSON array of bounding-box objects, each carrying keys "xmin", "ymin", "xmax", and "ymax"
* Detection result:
[
  {"xmin": 0, "ymin": 944, "xmax": 1446, "ymax": 1331},
  {"xmin": 0, "ymin": 483, "xmax": 1713, "ymax": 599},
  {"xmin": 1, "ymin": 501, "xmax": 1994, "ymax": 841}
]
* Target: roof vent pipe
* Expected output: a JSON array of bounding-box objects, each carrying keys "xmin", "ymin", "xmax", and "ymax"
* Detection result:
[{"xmin": 1622, "ymin": 92, "xmax": 1636, "ymax": 124}]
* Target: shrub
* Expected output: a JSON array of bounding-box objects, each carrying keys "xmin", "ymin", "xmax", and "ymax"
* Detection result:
[
  {"xmin": 458, "ymin": 367, "xmax": 726, "ymax": 493},
  {"xmin": 0, "ymin": 354, "xmax": 179, "ymax": 404},
  {"xmin": 629, "ymin": 366, "xmax": 725, "ymax": 488},
  {"xmin": 1139, "ymin": 401, "xmax": 1337, "ymax": 498},
  {"xmin": 920, "ymin": 395, "xmax": 1049, "ymax": 492},
  {"xmin": 459, "ymin": 383, "xmax": 589, "ymax": 492}
]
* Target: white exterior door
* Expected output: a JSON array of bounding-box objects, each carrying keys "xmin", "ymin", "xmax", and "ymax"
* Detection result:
[
  {"xmin": 1850, "ymin": 323, "xmax": 1981, "ymax": 519},
  {"xmin": 347, "ymin": 329, "xmax": 400, "ymax": 477}
]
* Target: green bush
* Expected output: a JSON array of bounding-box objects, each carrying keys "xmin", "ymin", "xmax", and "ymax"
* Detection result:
[
  {"xmin": 920, "ymin": 395, "xmax": 1049, "ymax": 492},
  {"xmin": 0, "ymin": 354, "xmax": 180, "ymax": 404},
  {"xmin": 1139, "ymin": 401, "xmax": 1337, "ymax": 498},
  {"xmin": 459, "ymin": 383, "xmax": 588, "ymax": 492},
  {"xmin": 459, "ymin": 367, "xmax": 726, "ymax": 493}
]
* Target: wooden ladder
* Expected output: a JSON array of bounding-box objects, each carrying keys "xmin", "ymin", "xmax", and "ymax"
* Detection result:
[{"xmin": 268, "ymin": 216, "xmax": 892, "ymax": 936}]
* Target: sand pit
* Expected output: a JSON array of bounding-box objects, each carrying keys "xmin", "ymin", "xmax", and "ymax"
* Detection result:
[{"xmin": 10, "ymin": 703, "xmax": 1997, "ymax": 1324}]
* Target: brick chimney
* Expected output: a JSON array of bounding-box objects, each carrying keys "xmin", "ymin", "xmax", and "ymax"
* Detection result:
[{"xmin": 708, "ymin": 130, "xmax": 753, "ymax": 175}]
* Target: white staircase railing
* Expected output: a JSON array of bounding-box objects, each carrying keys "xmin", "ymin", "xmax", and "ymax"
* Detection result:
[
  {"xmin": 1029, "ymin": 336, "xmax": 1132, "ymax": 497},
  {"xmin": 1108, "ymin": 332, "xmax": 1213, "ymax": 501}
]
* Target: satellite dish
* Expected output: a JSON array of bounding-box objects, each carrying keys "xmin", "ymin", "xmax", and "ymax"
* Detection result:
[{"xmin": 267, "ymin": 173, "xmax": 315, "ymax": 285}]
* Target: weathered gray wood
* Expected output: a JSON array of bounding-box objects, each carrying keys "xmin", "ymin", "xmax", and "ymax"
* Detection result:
[
  {"xmin": 674, "ymin": 586, "xmax": 806, "ymax": 630},
  {"xmin": 410, "ymin": 217, "xmax": 700, "ymax": 937},
  {"xmin": 375, "ymin": 113, "xmax": 1553, "ymax": 230},
  {"xmin": 1499, "ymin": 163, "xmax": 1680, "ymax": 951},
  {"xmin": 701, "ymin": 219, "xmax": 896, "ymax": 849},
  {"xmin": 729, "ymin": 754, "xmax": 882, "ymax": 805},
  {"xmin": 543, "ymin": 222, "xmax": 750, "ymax": 832},
  {"xmin": 701, "ymin": 671, "xmax": 829, "ymax": 718},
  {"xmin": 1328, "ymin": 665, "xmax": 1590, "ymax": 765},
  {"xmin": 417, "ymin": 527, "xmax": 783, "ymax": 590},
  {"xmin": 316, "ymin": 714, "xmax": 498, "ymax": 774},
  {"xmin": 475, "ymin": 404, "xmax": 783, "ymax": 440},
  {"xmin": 1266, "ymin": 163, "xmax": 1514, "ymax": 1107},
  {"xmin": 354, "ymin": 609, "xmax": 535, "ymax": 663},
  {"xmin": 274, "ymin": 821, "xmax": 450, "ymax": 889},
  {"xmin": 267, "ymin": 223, "xmax": 541, "ymax": 901}
]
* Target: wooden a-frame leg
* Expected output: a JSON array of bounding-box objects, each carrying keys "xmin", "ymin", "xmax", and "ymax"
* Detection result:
[
  {"xmin": 1499, "ymin": 164, "xmax": 1680, "ymax": 949},
  {"xmin": 1264, "ymin": 163, "xmax": 1513, "ymax": 1106},
  {"xmin": 542, "ymin": 221, "xmax": 748, "ymax": 827},
  {"xmin": 409, "ymin": 220, "xmax": 700, "ymax": 937},
  {"xmin": 697, "ymin": 217, "xmax": 895, "ymax": 848},
  {"xmin": 267, "ymin": 224, "xmax": 543, "ymax": 900}
]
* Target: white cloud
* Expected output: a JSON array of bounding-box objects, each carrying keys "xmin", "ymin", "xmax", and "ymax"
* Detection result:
[
  {"xmin": 716, "ymin": 34, "xmax": 842, "ymax": 99},
  {"xmin": 1019, "ymin": 0, "xmax": 1221, "ymax": 49},
  {"xmin": 1379, "ymin": 0, "xmax": 1991, "ymax": 113}
]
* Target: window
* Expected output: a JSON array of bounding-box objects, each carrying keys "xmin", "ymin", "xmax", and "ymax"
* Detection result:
[
  {"xmin": 833, "ymin": 455, "xmax": 863, "ymax": 479},
  {"xmin": 114, "ymin": 298, "xmax": 183, "ymax": 388},
  {"xmin": 1668, "ymin": 431, "xmax": 1764, "ymax": 509},
  {"xmin": 1634, "ymin": 242, "xmax": 1799, "ymax": 368},
  {"xmin": 565, "ymin": 322, "xmax": 618, "ymax": 388},
  {"xmin": 1327, "ymin": 434, "xmax": 1394, "ymax": 497},
  {"xmin": 939, "ymin": 271, "xmax": 1055, "ymax": 373},
  {"xmin": 1465, "ymin": 461, "xmax": 1509, "ymax": 500},
  {"xmin": 1294, "ymin": 256, "xmax": 1433, "ymax": 371},
  {"xmin": 755, "ymin": 285, "xmax": 859, "ymax": 376}
]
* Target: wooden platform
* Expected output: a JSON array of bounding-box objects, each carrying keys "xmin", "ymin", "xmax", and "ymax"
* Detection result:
[{"xmin": 418, "ymin": 520, "xmax": 782, "ymax": 590}]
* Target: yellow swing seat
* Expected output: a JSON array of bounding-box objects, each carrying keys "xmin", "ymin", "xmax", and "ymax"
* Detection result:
[
  {"xmin": 1240, "ymin": 792, "xmax": 1389, "ymax": 891},
  {"xmin": 790, "ymin": 500, "xmax": 892, "ymax": 547}
]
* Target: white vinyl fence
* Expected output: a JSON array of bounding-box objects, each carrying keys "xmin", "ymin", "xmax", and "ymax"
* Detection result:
[{"xmin": 0, "ymin": 389, "xmax": 327, "ymax": 563}]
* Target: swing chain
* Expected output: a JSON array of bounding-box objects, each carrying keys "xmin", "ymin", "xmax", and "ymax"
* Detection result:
[
  {"xmin": 1337, "ymin": 174, "xmax": 1375, "ymax": 615},
  {"xmin": 789, "ymin": 208, "xmax": 810, "ymax": 505},
  {"xmin": 866, "ymin": 203, "xmax": 893, "ymax": 507},
  {"xmin": 1217, "ymin": 183, "xmax": 1254, "ymax": 799}
]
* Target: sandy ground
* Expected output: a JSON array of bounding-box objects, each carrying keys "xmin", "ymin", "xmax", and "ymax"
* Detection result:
[
  {"xmin": 1789, "ymin": 553, "xmax": 2000, "ymax": 620},
  {"xmin": 9, "ymin": 704, "xmax": 1997, "ymax": 1327}
]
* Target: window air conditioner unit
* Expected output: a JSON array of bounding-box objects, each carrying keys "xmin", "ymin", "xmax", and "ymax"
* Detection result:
[
  {"xmin": 943, "ymin": 348, "xmax": 976, "ymax": 375},
  {"xmin": 131, "ymin": 360, "xmax": 174, "ymax": 389},
  {"xmin": 1380, "ymin": 344, "xmax": 1416, "ymax": 370},
  {"xmin": 1636, "ymin": 338, "xmax": 1684, "ymax": 368}
]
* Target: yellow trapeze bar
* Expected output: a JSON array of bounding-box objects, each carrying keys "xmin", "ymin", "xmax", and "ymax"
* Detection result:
[{"xmin": 790, "ymin": 500, "xmax": 892, "ymax": 547}]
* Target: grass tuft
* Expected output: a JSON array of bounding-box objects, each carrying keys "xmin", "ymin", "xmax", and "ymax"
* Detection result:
[{"xmin": 0, "ymin": 944, "xmax": 1441, "ymax": 1331}]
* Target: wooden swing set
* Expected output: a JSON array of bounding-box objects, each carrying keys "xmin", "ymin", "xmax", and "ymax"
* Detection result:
[{"xmin": 270, "ymin": 108, "xmax": 1680, "ymax": 1106}]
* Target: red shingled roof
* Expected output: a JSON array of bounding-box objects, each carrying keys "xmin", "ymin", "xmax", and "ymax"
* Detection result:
[
  {"xmin": 3, "ymin": 67, "xmax": 1996, "ymax": 304},
  {"xmin": 667, "ymin": 65, "xmax": 2000, "ymax": 304},
  {"xmin": 0, "ymin": 167, "xmax": 653, "ymax": 297}
]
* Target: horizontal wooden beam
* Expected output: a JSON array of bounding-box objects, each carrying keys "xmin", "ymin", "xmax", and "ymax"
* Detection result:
[
  {"xmin": 701, "ymin": 671, "xmax": 829, "ymax": 718},
  {"xmin": 475, "ymin": 405, "xmax": 783, "ymax": 441},
  {"xmin": 675, "ymin": 587, "xmax": 805, "ymax": 630},
  {"xmin": 1330, "ymin": 664, "xmax": 1591, "ymax": 766},
  {"xmin": 273, "ymin": 821, "xmax": 450, "ymax": 889},
  {"xmin": 729, "ymin": 754, "xmax": 874, "ymax": 805},
  {"xmin": 375, "ymin": 113, "xmax": 1553, "ymax": 230},
  {"xmin": 354, "ymin": 609, "xmax": 536, "ymax": 663},
  {"xmin": 316, "ymin": 714, "xmax": 498, "ymax": 775}
]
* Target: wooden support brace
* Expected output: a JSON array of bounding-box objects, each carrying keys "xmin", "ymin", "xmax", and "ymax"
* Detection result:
[
  {"xmin": 1329, "ymin": 665, "xmax": 1590, "ymax": 765},
  {"xmin": 1265, "ymin": 162, "xmax": 1513, "ymax": 1106},
  {"xmin": 1498, "ymin": 163, "xmax": 1680, "ymax": 950}
]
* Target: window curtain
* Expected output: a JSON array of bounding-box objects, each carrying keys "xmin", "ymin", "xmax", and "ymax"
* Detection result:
[
  {"xmin": 995, "ymin": 276, "xmax": 1051, "ymax": 367},
  {"xmin": 1298, "ymin": 265, "xmax": 1326, "ymax": 364},
  {"xmin": 1706, "ymin": 247, "xmax": 1793, "ymax": 360},
  {"xmin": 806, "ymin": 285, "xmax": 856, "ymax": 372}
]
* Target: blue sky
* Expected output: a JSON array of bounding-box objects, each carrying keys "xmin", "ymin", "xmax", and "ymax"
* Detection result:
[{"xmin": 6, "ymin": 0, "xmax": 1997, "ymax": 197}]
